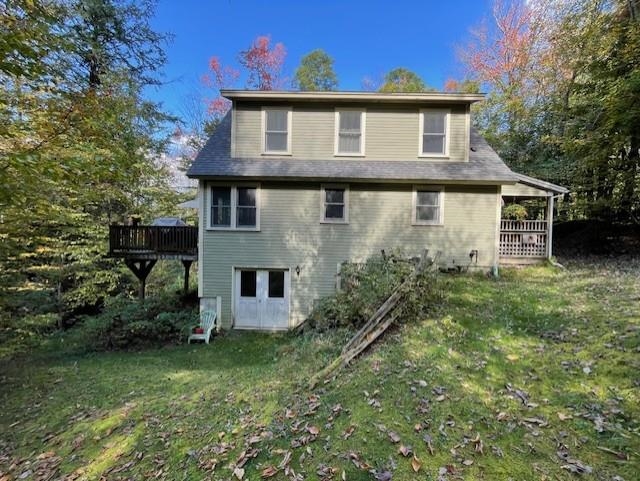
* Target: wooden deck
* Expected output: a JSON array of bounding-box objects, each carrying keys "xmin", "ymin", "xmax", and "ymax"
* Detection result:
[
  {"xmin": 108, "ymin": 225, "xmax": 198, "ymax": 298},
  {"xmin": 108, "ymin": 225, "xmax": 197, "ymax": 260}
]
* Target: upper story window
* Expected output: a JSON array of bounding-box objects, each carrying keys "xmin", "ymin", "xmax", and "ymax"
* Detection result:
[
  {"xmin": 335, "ymin": 109, "xmax": 365, "ymax": 156},
  {"xmin": 321, "ymin": 184, "xmax": 349, "ymax": 223},
  {"xmin": 210, "ymin": 185, "xmax": 259, "ymax": 230},
  {"xmin": 412, "ymin": 186, "xmax": 444, "ymax": 225},
  {"xmin": 419, "ymin": 109, "xmax": 449, "ymax": 157},
  {"xmin": 262, "ymin": 107, "xmax": 291, "ymax": 154}
]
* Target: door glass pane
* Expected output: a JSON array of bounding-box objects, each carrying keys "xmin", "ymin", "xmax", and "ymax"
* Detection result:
[
  {"xmin": 211, "ymin": 187, "xmax": 231, "ymax": 226},
  {"xmin": 240, "ymin": 270, "xmax": 256, "ymax": 297},
  {"xmin": 268, "ymin": 271, "xmax": 285, "ymax": 298}
]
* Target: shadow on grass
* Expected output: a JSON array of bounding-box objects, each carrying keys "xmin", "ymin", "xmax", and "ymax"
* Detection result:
[{"xmin": 0, "ymin": 261, "xmax": 638, "ymax": 480}]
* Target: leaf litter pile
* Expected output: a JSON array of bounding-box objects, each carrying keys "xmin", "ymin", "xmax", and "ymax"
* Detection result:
[{"xmin": 1, "ymin": 259, "xmax": 639, "ymax": 480}]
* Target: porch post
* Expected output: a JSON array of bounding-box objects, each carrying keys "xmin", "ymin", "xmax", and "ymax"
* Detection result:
[
  {"xmin": 546, "ymin": 195, "xmax": 555, "ymax": 259},
  {"xmin": 494, "ymin": 187, "xmax": 502, "ymax": 273}
]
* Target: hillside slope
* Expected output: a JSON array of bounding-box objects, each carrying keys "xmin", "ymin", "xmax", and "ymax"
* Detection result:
[{"xmin": 1, "ymin": 260, "xmax": 638, "ymax": 480}]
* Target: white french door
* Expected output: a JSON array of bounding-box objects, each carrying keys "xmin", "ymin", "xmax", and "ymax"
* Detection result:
[{"xmin": 234, "ymin": 269, "xmax": 290, "ymax": 330}]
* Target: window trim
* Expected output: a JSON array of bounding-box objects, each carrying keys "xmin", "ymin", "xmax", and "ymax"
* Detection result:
[
  {"xmin": 320, "ymin": 183, "xmax": 349, "ymax": 224},
  {"xmin": 412, "ymin": 185, "xmax": 444, "ymax": 226},
  {"xmin": 261, "ymin": 106, "xmax": 292, "ymax": 155},
  {"xmin": 207, "ymin": 183, "xmax": 261, "ymax": 231},
  {"xmin": 418, "ymin": 108, "xmax": 450, "ymax": 158},
  {"xmin": 334, "ymin": 108, "xmax": 366, "ymax": 157}
]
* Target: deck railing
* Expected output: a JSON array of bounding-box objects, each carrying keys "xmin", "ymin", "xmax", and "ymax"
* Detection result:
[
  {"xmin": 499, "ymin": 219, "xmax": 548, "ymax": 258},
  {"xmin": 109, "ymin": 225, "xmax": 198, "ymax": 256}
]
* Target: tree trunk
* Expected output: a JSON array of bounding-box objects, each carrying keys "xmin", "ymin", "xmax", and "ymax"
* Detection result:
[{"xmin": 620, "ymin": 134, "xmax": 639, "ymax": 222}]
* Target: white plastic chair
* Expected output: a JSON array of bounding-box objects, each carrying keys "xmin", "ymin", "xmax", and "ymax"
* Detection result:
[{"xmin": 188, "ymin": 310, "xmax": 217, "ymax": 344}]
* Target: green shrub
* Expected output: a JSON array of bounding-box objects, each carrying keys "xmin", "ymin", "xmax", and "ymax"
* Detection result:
[
  {"xmin": 75, "ymin": 293, "xmax": 197, "ymax": 350},
  {"xmin": 306, "ymin": 251, "xmax": 441, "ymax": 331},
  {"xmin": 0, "ymin": 312, "xmax": 60, "ymax": 357},
  {"xmin": 502, "ymin": 203, "xmax": 529, "ymax": 221}
]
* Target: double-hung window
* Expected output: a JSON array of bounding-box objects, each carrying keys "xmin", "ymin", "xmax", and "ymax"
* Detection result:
[
  {"xmin": 321, "ymin": 184, "xmax": 349, "ymax": 223},
  {"xmin": 419, "ymin": 109, "xmax": 449, "ymax": 156},
  {"xmin": 263, "ymin": 107, "xmax": 291, "ymax": 154},
  {"xmin": 335, "ymin": 109, "xmax": 365, "ymax": 156},
  {"xmin": 413, "ymin": 186, "xmax": 444, "ymax": 225},
  {"xmin": 210, "ymin": 185, "xmax": 259, "ymax": 230}
]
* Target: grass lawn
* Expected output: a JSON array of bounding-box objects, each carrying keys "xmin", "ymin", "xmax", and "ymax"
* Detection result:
[{"xmin": 1, "ymin": 260, "xmax": 638, "ymax": 480}]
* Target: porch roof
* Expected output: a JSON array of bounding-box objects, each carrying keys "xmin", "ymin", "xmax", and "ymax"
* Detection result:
[{"xmin": 508, "ymin": 173, "xmax": 569, "ymax": 196}]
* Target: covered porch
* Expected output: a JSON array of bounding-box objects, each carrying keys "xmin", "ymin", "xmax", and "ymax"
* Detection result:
[{"xmin": 499, "ymin": 174, "xmax": 569, "ymax": 264}]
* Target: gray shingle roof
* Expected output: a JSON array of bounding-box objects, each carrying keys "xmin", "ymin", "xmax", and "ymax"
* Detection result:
[{"xmin": 187, "ymin": 113, "xmax": 518, "ymax": 184}]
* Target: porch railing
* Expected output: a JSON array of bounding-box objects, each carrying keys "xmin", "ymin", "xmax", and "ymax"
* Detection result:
[
  {"xmin": 499, "ymin": 219, "xmax": 548, "ymax": 257},
  {"xmin": 108, "ymin": 225, "xmax": 198, "ymax": 256}
]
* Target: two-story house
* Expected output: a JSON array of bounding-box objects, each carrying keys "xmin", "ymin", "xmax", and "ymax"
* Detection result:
[{"xmin": 187, "ymin": 90, "xmax": 567, "ymax": 330}]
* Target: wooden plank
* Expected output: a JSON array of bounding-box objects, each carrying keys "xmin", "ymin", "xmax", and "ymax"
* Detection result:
[
  {"xmin": 341, "ymin": 289, "xmax": 402, "ymax": 354},
  {"xmin": 309, "ymin": 311, "xmax": 400, "ymax": 389},
  {"xmin": 343, "ymin": 312, "xmax": 399, "ymax": 365},
  {"xmin": 310, "ymin": 249, "xmax": 439, "ymax": 389},
  {"xmin": 341, "ymin": 249, "xmax": 430, "ymax": 353}
]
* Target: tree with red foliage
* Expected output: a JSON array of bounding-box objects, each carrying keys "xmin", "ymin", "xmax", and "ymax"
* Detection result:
[
  {"xmin": 455, "ymin": 0, "xmax": 546, "ymax": 172},
  {"xmin": 443, "ymin": 78, "xmax": 480, "ymax": 94},
  {"xmin": 202, "ymin": 35, "xmax": 286, "ymax": 119},
  {"xmin": 239, "ymin": 36, "xmax": 286, "ymax": 90}
]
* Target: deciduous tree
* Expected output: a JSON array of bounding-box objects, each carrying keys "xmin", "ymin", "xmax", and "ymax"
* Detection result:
[
  {"xmin": 1, "ymin": 0, "xmax": 176, "ymax": 318},
  {"xmin": 202, "ymin": 35, "xmax": 287, "ymax": 120},
  {"xmin": 457, "ymin": 0, "xmax": 640, "ymax": 222},
  {"xmin": 378, "ymin": 68, "xmax": 433, "ymax": 92},
  {"xmin": 293, "ymin": 49, "xmax": 338, "ymax": 91},
  {"xmin": 239, "ymin": 35, "xmax": 286, "ymax": 90}
]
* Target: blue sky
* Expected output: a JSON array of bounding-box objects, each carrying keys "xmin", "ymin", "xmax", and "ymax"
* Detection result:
[{"xmin": 147, "ymin": 0, "xmax": 492, "ymax": 118}]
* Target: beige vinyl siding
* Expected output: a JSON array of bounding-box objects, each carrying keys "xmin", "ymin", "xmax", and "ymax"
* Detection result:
[
  {"xmin": 502, "ymin": 182, "xmax": 550, "ymax": 197},
  {"xmin": 233, "ymin": 102, "xmax": 468, "ymax": 161},
  {"xmin": 200, "ymin": 181, "xmax": 499, "ymax": 328},
  {"xmin": 233, "ymin": 103, "xmax": 262, "ymax": 158}
]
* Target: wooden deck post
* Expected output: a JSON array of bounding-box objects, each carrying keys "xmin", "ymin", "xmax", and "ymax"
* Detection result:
[
  {"xmin": 125, "ymin": 259, "xmax": 157, "ymax": 299},
  {"xmin": 182, "ymin": 260, "xmax": 193, "ymax": 294},
  {"xmin": 546, "ymin": 195, "xmax": 555, "ymax": 259}
]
